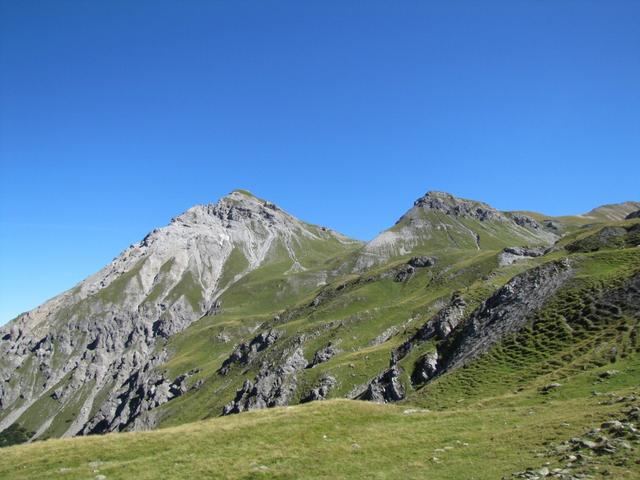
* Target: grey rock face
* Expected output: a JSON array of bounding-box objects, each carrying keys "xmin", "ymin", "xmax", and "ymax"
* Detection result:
[
  {"xmin": 391, "ymin": 294, "xmax": 467, "ymax": 365},
  {"xmin": 503, "ymin": 246, "xmax": 549, "ymax": 256},
  {"xmin": 358, "ymin": 260, "xmax": 573, "ymax": 406},
  {"xmin": 369, "ymin": 326, "xmax": 400, "ymax": 346},
  {"xmin": 509, "ymin": 213, "xmax": 543, "ymax": 230},
  {"xmin": 385, "ymin": 293, "xmax": 466, "ymax": 386},
  {"xmin": 390, "ymin": 256, "xmax": 436, "ymax": 282},
  {"xmin": 301, "ymin": 374, "xmax": 337, "ymax": 403},
  {"xmin": 408, "ymin": 256, "xmax": 437, "ymax": 268},
  {"xmin": 356, "ymin": 366, "xmax": 405, "ymax": 403},
  {"xmin": 308, "ymin": 342, "xmax": 341, "ymax": 368},
  {"xmin": 222, "ymin": 342, "xmax": 308, "ymax": 415},
  {"xmin": 218, "ymin": 329, "xmax": 282, "ymax": 375},
  {"xmin": 82, "ymin": 357, "xmax": 197, "ymax": 434},
  {"xmin": 625, "ymin": 209, "xmax": 640, "ymax": 220},
  {"xmin": 413, "ymin": 191, "xmax": 504, "ymax": 221},
  {"xmin": 498, "ymin": 246, "xmax": 551, "ymax": 266},
  {"xmin": 411, "ymin": 352, "xmax": 439, "ymax": 385},
  {"xmin": 393, "ymin": 265, "xmax": 415, "ymax": 283},
  {"xmin": 441, "ymin": 259, "xmax": 574, "ymax": 372}
]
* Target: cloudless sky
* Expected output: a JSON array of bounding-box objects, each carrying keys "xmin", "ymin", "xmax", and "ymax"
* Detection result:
[{"xmin": 1, "ymin": 1, "xmax": 639, "ymax": 324}]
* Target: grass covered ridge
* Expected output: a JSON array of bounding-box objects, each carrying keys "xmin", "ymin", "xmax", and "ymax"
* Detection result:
[{"xmin": 1, "ymin": 356, "xmax": 638, "ymax": 480}]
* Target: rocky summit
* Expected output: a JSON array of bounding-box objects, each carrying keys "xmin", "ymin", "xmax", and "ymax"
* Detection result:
[
  {"xmin": 1, "ymin": 189, "xmax": 640, "ymax": 480},
  {"xmin": 354, "ymin": 191, "xmax": 557, "ymax": 271}
]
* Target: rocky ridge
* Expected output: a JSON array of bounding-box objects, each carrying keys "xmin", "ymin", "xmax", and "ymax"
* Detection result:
[
  {"xmin": 355, "ymin": 191, "xmax": 558, "ymax": 270},
  {"xmin": 354, "ymin": 259, "xmax": 574, "ymax": 403}
]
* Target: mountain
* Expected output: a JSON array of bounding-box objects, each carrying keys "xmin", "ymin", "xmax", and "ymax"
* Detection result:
[
  {"xmin": 1, "ymin": 190, "xmax": 640, "ymax": 480},
  {"xmin": 354, "ymin": 191, "xmax": 557, "ymax": 270},
  {"xmin": 0, "ymin": 190, "xmax": 361, "ymax": 437}
]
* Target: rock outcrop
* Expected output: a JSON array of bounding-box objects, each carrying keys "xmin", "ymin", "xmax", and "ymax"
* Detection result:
[
  {"xmin": 509, "ymin": 213, "xmax": 544, "ymax": 231},
  {"xmin": 498, "ymin": 246, "xmax": 551, "ymax": 266},
  {"xmin": 625, "ymin": 209, "xmax": 640, "ymax": 220},
  {"xmin": 413, "ymin": 191, "xmax": 504, "ymax": 221},
  {"xmin": 308, "ymin": 342, "xmax": 341, "ymax": 368},
  {"xmin": 391, "ymin": 293, "xmax": 467, "ymax": 365},
  {"xmin": 301, "ymin": 374, "xmax": 337, "ymax": 402},
  {"xmin": 355, "ymin": 366, "xmax": 405, "ymax": 403},
  {"xmin": 222, "ymin": 341, "xmax": 308, "ymax": 415},
  {"xmin": 411, "ymin": 352, "xmax": 439, "ymax": 385},
  {"xmin": 408, "ymin": 256, "xmax": 437, "ymax": 268},
  {"xmin": 219, "ymin": 329, "xmax": 282, "ymax": 375},
  {"xmin": 357, "ymin": 259, "xmax": 574, "ymax": 402},
  {"xmin": 393, "ymin": 265, "xmax": 415, "ymax": 283},
  {"xmin": 440, "ymin": 259, "xmax": 574, "ymax": 372}
]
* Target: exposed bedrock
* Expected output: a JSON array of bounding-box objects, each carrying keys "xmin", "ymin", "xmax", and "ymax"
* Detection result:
[
  {"xmin": 218, "ymin": 329, "xmax": 282, "ymax": 375},
  {"xmin": 358, "ymin": 259, "xmax": 574, "ymax": 402},
  {"xmin": 222, "ymin": 340, "xmax": 308, "ymax": 415}
]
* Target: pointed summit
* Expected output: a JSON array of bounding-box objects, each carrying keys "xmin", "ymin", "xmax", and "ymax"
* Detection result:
[
  {"xmin": 354, "ymin": 190, "xmax": 557, "ymax": 270},
  {"xmin": 229, "ymin": 188, "xmax": 258, "ymax": 198},
  {"xmin": 412, "ymin": 191, "xmax": 504, "ymax": 222},
  {"xmin": 173, "ymin": 189, "xmax": 281, "ymax": 226}
]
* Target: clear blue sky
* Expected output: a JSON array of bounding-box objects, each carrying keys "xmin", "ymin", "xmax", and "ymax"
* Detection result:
[{"xmin": 1, "ymin": 1, "xmax": 639, "ymax": 324}]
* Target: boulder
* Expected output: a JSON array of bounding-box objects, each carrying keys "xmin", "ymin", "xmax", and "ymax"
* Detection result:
[{"xmin": 408, "ymin": 256, "xmax": 437, "ymax": 268}]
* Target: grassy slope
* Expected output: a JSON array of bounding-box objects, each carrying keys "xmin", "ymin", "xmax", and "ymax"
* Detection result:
[
  {"xmin": 409, "ymin": 247, "xmax": 640, "ymax": 408},
  {"xmin": 154, "ymin": 248, "xmax": 506, "ymax": 426},
  {"xmin": 1, "ymin": 356, "xmax": 638, "ymax": 479},
  {"xmin": 2, "ymin": 216, "xmax": 639, "ymax": 478},
  {"xmin": 151, "ymin": 219, "xmax": 639, "ymax": 429},
  {"xmin": 391, "ymin": 209, "xmax": 553, "ymax": 253}
]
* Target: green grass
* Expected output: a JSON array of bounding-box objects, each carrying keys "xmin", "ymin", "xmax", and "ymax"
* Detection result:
[
  {"xmin": 218, "ymin": 247, "xmax": 250, "ymax": 290},
  {"xmin": 165, "ymin": 270, "xmax": 204, "ymax": 312},
  {"xmin": 93, "ymin": 259, "xmax": 146, "ymax": 305},
  {"xmin": 148, "ymin": 247, "xmax": 565, "ymax": 430},
  {"xmin": 143, "ymin": 258, "xmax": 175, "ymax": 305},
  {"xmin": 2, "ymin": 361, "xmax": 638, "ymax": 480}
]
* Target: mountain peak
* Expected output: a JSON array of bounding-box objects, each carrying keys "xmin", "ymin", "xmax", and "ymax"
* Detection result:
[
  {"xmin": 354, "ymin": 190, "xmax": 555, "ymax": 271},
  {"xmin": 173, "ymin": 190, "xmax": 282, "ymax": 227},
  {"xmin": 412, "ymin": 191, "xmax": 503, "ymax": 221},
  {"xmin": 229, "ymin": 188, "xmax": 258, "ymax": 198}
]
